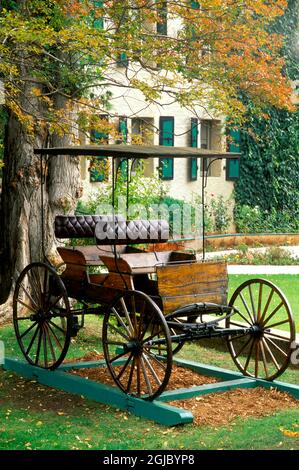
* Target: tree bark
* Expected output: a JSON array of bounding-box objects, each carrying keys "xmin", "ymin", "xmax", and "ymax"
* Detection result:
[{"xmin": 0, "ymin": 94, "xmax": 81, "ymax": 322}]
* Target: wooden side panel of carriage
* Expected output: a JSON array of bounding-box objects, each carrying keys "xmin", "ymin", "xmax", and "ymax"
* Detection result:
[{"xmin": 156, "ymin": 261, "xmax": 228, "ymax": 314}]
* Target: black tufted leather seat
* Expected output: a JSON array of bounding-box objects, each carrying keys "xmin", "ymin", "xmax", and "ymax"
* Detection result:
[
  {"xmin": 95, "ymin": 219, "xmax": 169, "ymax": 245},
  {"xmin": 54, "ymin": 215, "xmax": 124, "ymax": 239}
]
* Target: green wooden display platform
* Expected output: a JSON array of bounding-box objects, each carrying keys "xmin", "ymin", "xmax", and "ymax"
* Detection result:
[{"xmin": 3, "ymin": 357, "xmax": 299, "ymax": 426}]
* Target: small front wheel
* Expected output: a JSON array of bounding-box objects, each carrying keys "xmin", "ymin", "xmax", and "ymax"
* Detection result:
[
  {"xmin": 102, "ymin": 290, "xmax": 173, "ymax": 400},
  {"xmin": 13, "ymin": 262, "xmax": 72, "ymax": 369},
  {"xmin": 227, "ymin": 279, "xmax": 296, "ymax": 381}
]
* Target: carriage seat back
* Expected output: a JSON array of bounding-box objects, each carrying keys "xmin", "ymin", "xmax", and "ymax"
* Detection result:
[
  {"xmin": 54, "ymin": 215, "xmax": 124, "ymax": 239},
  {"xmin": 95, "ymin": 219, "xmax": 169, "ymax": 245}
]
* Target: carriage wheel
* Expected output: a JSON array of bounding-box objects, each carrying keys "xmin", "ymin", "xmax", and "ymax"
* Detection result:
[
  {"xmin": 13, "ymin": 262, "xmax": 71, "ymax": 369},
  {"xmin": 102, "ymin": 290, "xmax": 173, "ymax": 400},
  {"xmin": 227, "ymin": 279, "xmax": 295, "ymax": 381}
]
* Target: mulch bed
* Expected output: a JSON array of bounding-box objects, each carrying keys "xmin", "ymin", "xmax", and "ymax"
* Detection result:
[
  {"xmin": 70, "ymin": 353, "xmax": 219, "ymax": 390},
  {"xmin": 69, "ymin": 353, "xmax": 299, "ymax": 427}
]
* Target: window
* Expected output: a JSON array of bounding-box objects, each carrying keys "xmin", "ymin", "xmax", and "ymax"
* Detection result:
[
  {"xmin": 156, "ymin": 1, "xmax": 167, "ymax": 35},
  {"xmin": 189, "ymin": 117, "xmax": 198, "ymax": 180},
  {"xmin": 89, "ymin": 115, "xmax": 109, "ymax": 182},
  {"xmin": 159, "ymin": 116, "xmax": 174, "ymax": 180},
  {"xmin": 226, "ymin": 129, "xmax": 241, "ymax": 180}
]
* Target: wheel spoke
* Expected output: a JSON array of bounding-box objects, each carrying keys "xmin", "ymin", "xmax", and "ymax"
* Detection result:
[
  {"xmin": 264, "ymin": 336, "xmax": 288, "ymax": 358},
  {"xmin": 257, "ymin": 282, "xmax": 263, "ymax": 320},
  {"xmin": 143, "ymin": 349, "xmax": 167, "ymax": 370},
  {"xmin": 254, "ymin": 340, "xmax": 260, "ymax": 377},
  {"xmin": 126, "ymin": 356, "xmax": 136, "ymax": 393},
  {"xmin": 44, "ymin": 323, "xmax": 57, "ymax": 363},
  {"xmin": 239, "ymin": 292, "xmax": 255, "ymax": 324},
  {"xmin": 260, "ymin": 288, "xmax": 274, "ymax": 323},
  {"xmin": 46, "ymin": 295, "xmax": 63, "ymax": 313},
  {"xmin": 264, "ymin": 318, "xmax": 289, "ymax": 330},
  {"xmin": 17, "ymin": 298, "xmax": 38, "ymax": 314},
  {"xmin": 142, "ymin": 327, "xmax": 164, "ymax": 345},
  {"xmin": 140, "ymin": 356, "xmax": 153, "ymax": 396},
  {"xmin": 248, "ymin": 284, "xmax": 257, "ymax": 322},
  {"xmin": 265, "ymin": 331, "xmax": 291, "ymax": 342},
  {"xmin": 230, "ymin": 335, "xmax": 253, "ymax": 359},
  {"xmin": 19, "ymin": 283, "xmax": 40, "ymax": 311},
  {"xmin": 42, "ymin": 325, "xmax": 48, "ymax": 368},
  {"xmin": 107, "ymin": 322, "xmax": 130, "ymax": 342},
  {"xmin": 111, "ymin": 307, "xmax": 131, "ymax": 336},
  {"xmin": 262, "ymin": 337, "xmax": 280, "ymax": 370},
  {"xmin": 260, "ymin": 340, "xmax": 269, "ymax": 379},
  {"xmin": 262, "ymin": 301, "xmax": 284, "ymax": 327},
  {"xmin": 35, "ymin": 327, "xmax": 43, "ymax": 365},
  {"xmin": 47, "ymin": 322, "xmax": 63, "ymax": 350},
  {"xmin": 120, "ymin": 298, "xmax": 134, "ymax": 335},
  {"xmin": 243, "ymin": 338, "xmax": 255, "ymax": 373},
  {"xmin": 48, "ymin": 320, "xmax": 67, "ymax": 336},
  {"xmin": 25, "ymin": 324, "xmax": 40, "ymax": 355},
  {"xmin": 19, "ymin": 321, "xmax": 38, "ymax": 340},
  {"xmin": 116, "ymin": 353, "xmax": 133, "ymax": 380},
  {"xmin": 109, "ymin": 349, "xmax": 130, "ymax": 364},
  {"xmin": 142, "ymin": 353, "xmax": 162, "ymax": 386}
]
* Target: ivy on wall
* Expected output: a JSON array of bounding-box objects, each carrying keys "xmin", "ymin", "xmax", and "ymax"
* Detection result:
[
  {"xmin": 234, "ymin": 107, "xmax": 299, "ymax": 232},
  {"xmin": 234, "ymin": 0, "xmax": 299, "ymax": 233}
]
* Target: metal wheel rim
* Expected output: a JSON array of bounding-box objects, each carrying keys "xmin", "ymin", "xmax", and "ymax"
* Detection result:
[
  {"xmin": 13, "ymin": 262, "xmax": 71, "ymax": 370},
  {"xmin": 102, "ymin": 290, "xmax": 173, "ymax": 400},
  {"xmin": 227, "ymin": 278, "xmax": 296, "ymax": 381}
]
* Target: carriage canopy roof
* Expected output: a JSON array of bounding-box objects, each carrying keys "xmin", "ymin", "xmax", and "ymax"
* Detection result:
[{"xmin": 34, "ymin": 144, "xmax": 240, "ymax": 159}]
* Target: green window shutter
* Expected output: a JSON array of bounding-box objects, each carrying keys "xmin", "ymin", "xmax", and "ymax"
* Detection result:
[
  {"xmin": 118, "ymin": 117, "xmax": 128, "ymax": 143},
  {"xmin": 189, "ymin": 118, "xmax": 198, "ymax": 180},
  {"xmin": 228, "ymin": 128, "xmax": 241, "ymax": 153},
  {"xmin": 117, "ymin": 52, "xmax": 128, "ymax": 67},
  {"xmin": 159, "ymin": 116, "xmax": 174, "ymax": 180},
  {"xmin": 189, "ymin": 157, "xmax": 198, "ymax": 181},
  {"xmin": 190, "ymin": 117, "xmax": 198, "ymax": 148},
  {"xmin": 159, "ymin": 158, "xmax": 173, "ymax": 180},
  {"xmin": 117, "ymin": 117, "xmax": 128, "ymax": 177},
  {"xmin": 156, "ymin": 1, "xmax": 167, "ymax": 35},
  {"xmin": 91, "ymin": 129, "xmax": 108, "ymax": 142},
  {"xmin": 88, "ymin": 1, "xmax": 103, "ymax": 29},
  {"xmin": 226, "ymin": 158, "xmax": 240, "ymax": 181}
]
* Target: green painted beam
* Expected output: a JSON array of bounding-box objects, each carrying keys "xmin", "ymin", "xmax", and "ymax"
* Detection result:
[
  {"xmin": 255, "ymin": 378, "xmax": 299, "ymax": 400},
  {"xmin": 60, "ymin": 360, "xmax": 107, "ymax": 370},
  {"xmin": 3, "ymin": 358, "xmax": 193, "ymax": 426},
  {"xmin": 174, "ymin": 358, "xmax": 244, "ymax": 381},
  {"xmin": 158, "ymin": 378, "xmax": 256, "ymax": 402}
]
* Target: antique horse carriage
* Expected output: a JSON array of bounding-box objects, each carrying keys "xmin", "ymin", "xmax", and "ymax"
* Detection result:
[{"xmin": 13, "ymin": 145, "xmax": 296, "ymax": 400}]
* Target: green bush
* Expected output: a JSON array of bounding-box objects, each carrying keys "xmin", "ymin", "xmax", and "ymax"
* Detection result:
[{"xmin": 234, "ymin": 204, "xmax": 299, "ymax": 233}]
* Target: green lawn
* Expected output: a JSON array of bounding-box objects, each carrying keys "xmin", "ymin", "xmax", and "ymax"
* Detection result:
[{"xmin": 0, "ymin": 274, "xmax": 298, "ymax": 450}]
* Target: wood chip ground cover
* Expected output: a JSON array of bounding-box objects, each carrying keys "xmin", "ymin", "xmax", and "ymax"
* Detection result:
[{"xmin": 70, "ymin": 354, "xmax": 299, "ymax": 427}]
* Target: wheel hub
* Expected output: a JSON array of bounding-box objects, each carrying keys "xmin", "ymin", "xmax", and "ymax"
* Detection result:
[
  {"xmin": 30, "ymin": 309, "xmax": 46, "ymax": 322},
  {"xmin": 124, "ymin": 339, "xmax": 143, "ymax": 355}
]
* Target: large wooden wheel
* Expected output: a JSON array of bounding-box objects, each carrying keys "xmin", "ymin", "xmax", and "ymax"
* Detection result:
[
  {"xmin": 102, "ymin": 290, "xmax": 173, "ymax": 400},
  {"xmin": 227, "ymin": 279, "xmax": 295, "ymax": 381},
  {"xmin": 13, "ymin": 262, "xmax": 72, "ymax": 369}
]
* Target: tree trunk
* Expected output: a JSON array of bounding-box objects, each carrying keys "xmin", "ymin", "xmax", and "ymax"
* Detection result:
[{"xmin": 0, "ymin": 96, "xmax": 81, "ymax": 322}]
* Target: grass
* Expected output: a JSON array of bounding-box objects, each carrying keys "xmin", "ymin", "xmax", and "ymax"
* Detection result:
[{"xmin": 0, "ymin": 274, "xmax": 298, "ymax": 450}]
